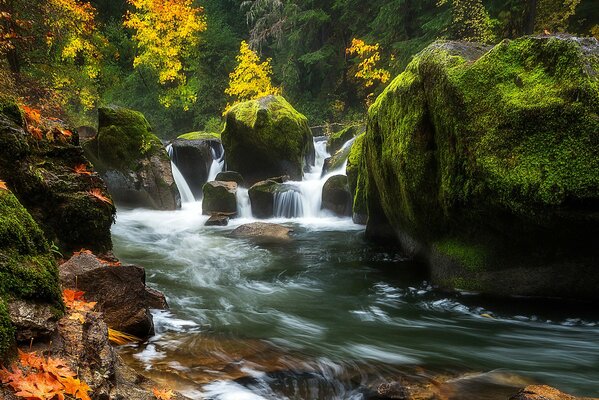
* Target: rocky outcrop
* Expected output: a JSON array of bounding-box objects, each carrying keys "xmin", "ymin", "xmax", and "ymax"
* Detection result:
[
  {"xmin": 83, "ymin": 106, "xmax": 179, "ymax": 210},
  {"xmin": 0, "ymin": 101, "xmax": 115, "ymax": 254},
  {"xmin": 248, "ymin": 176, "xmax": 289, "ymax": 218},
  {"xmin": 59, "ymin": 253, "xmax": 167, "ymax": 338},
  {"xmin": 231, "ymin": 222, "xmax": 292, "ymax": 244},
  {"xmin": 360, "ymin": 36, "xmax": 599, "ymax": 300},
  {"xmin": 321, "ymin": 175, "xmax": 352, "ymax": 217},
  {"xmin": 322, "ymin": 140, "xmax": 353, "ymax": 177},
  {"xmin": 222, "ymin": 95, "xmax": 315, "ymax": 185},
  {"xmin": 509, "ymin": 385, "xmax": 598, "ymax": 400},
  {"xmin": 169, "ymin": 137, "xmax": 222, "ymax": 199},
  {"xmin": 327, "ymin": 124, "xmax": 364, "ymax": 154},
  {"xmin": 216, "ymin": 171, "xmax": 245, "ymax": 186},
  {"xmin": 202, "ymin": 181, "xmax": 238, "ymax": 216}
]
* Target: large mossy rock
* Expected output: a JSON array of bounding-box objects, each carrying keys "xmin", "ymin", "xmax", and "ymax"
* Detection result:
[
  {"xmin": 321, "ymin": 175, "xmax": 352, "ymax": 217},
  {"xmin": 326, "ymin": 124, "xmax": 364, "ymax": 154},
  {"xmin": 83, "ymin": 106, "xmax": 179, "ymax": 210},
  {"xmin": 202, "ymin": 181, "xmax": 238, "ymax": 216},
  {"xmin": 222, "ymin": 96, "xmax": 315, "ymax": 185},
  {"xmin": 0, "ymin": 189, "xmax": 63, "ymax": 358},
  {"xmin": 0, "ymin": 102, "xmax": 115, "ymax": 254},
  {"xmin": 346, "ymin": 133, "xmax": 367, "ymax": 224},
  {"xmin": 361, "ymin": 35, "xmax": 599, "ymax": 300},
  {"xmin": 169, "ymin": 138, "xmax": 222, "ymax": 200}
]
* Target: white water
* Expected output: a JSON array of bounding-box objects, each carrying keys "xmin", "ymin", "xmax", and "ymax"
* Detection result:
[
  {"xmin": 207, "ymin": 143, "xmax": 225, "ymax": 182},
  {"xmin": 236, "ymin": 188, "xmax": 252, "ymax": 218},
  {"xmin": 166, "ymin": 144, "xmax": 195, "ymax": 204}
]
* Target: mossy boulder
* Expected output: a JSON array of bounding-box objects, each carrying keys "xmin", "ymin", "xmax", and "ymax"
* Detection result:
[
  {"xmin": 326, "ymin": 124, "xmax": 364, "ymax": 154},
  {"xmin": 202, "ymin": 181, "xmax": 238, "ymax": 216},
  {"xmin": 321, "ymin": 175, "xmax": 352, "ymax": 217},
  {"xmin": 362, "ymin": 35, "xmax": 599, "ymax": 300},
  {"xmin": 346, "ymin": 133, "xmax": 367, "ymax": 224},
  {"xmin": 0, "ymin": 189, "xmax": 63, "ymax": 357},
  {"xmin": 84, "ymin": 106, "xmax": 179, "ymax": 210},
  {"xmin": 222, "ymin": 96, "xmax": 315, "ymax": 185},
  {"xmin": 0, "ymin": 103, "xmax": 115, "ymax": 254},
  {"xmin": 169, "ymin": 138, "xmax": 222, "ymax": 199},
  {"xmin": 248, "ymin": 177, "xmax": 290, "ymax": 219},
  {"xmin": 178, "ymin": 131, "xmax": 221, "ymax": 140},
  {"xmin": 215, "ymin": 171, "xmax": 244, "ymax": 186}
]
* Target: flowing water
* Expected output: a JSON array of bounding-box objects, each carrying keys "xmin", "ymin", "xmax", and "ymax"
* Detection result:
[{"xmin": 113, "ymin": 138, "xmax": 599, "ymax": 399}]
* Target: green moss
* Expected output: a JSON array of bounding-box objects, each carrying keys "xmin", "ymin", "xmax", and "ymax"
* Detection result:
[
  {"xmin": 327, "ymin": 124, "xmax": 364, "ymax": 154},
  {"xmin": 346, "ymin": 133, "xmax": 365, "ymax": 195},
  {"xmin": 0, "ymin": 299, "xmax": 14, "ymax": 358},
  {"xmin": 222, "ymin": 95, "xmax": 314, "ymax": 184},
  {"xmin": 434, "ymin": 239, "xmax": 488, "ymax": 272},
  {"xmin": 0, "ymin": 96, "xmax": 24, "ymax": 127},
  {"xmin": 446, "ymin": 277, "xmax": 484, "ymax": 292},
  {"xmin": 178, "ymin": 131, "xmax": 221, "ymax": 140},
  {"xmin": 85, "ymin": 106, "xmax": 163, "ymax": 172}
]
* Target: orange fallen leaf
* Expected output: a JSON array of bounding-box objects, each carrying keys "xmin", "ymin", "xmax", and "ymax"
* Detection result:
[
  {"xmin": 98, "ymin": 257, "xmax": 121, "ymax": 267},
  {"xmin": 18, "ymin": 350, "xmax": 45, "ymax": 370},
  {"xmin": 60, "ymin": 376, "xmax": 91, "ymax": 400},
  {"xmin": 62, "ymin": 289, "xmax": 96, "ymax": 314},
  {"xmin": 59, "ymin": 128, "xmax": 72, "ymax": 138},
  {"xmin": 87, "ymin": 188, "xmax": 113, "ymax": 205},
  {"xmin": 153, "ymin": 387, "xmax": 175, "ymax": 400},
  {"xmin": 0, "ymin": 180, "xmax": 7, "ymax": 190},
  {"xmin": 73, "ymin": 164, "xmax": 93, "ymax": 176},
  {"xmin": 73, "ymin": 248, "xmax": 93, "ymax": 256}
]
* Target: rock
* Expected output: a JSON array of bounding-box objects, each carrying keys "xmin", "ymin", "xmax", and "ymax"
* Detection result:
[
  {"xmin": 216, "ymin": 171, "xmax": 245, "ymax": 186},
  {"xmin": 231, "ymin": 222, "xmax": 292, "ymax": 243},
  {"xmin": 322, "ymin": 142, "xmax": 352, "ymax": 177},
  {"xmin": 0, "ymin": 189, "xmax": 63, "ymax": 357},
  {"xmin": 327, "ymin": 124, "xmax": 364, "ymax": 154},
  {"xmin": 345, "ymin": 133, "xmax": 367, "ymax": 224},
  {"xmin": 76, "ymin": 125, "xmax": 97, "ymax": 139},
  {"xmin": 361, "ymin": 36, "xmax": 599, "ymax": 300},
  {"xmin": 509, "ymin": 385, "xmax": 598, "ymax": 400},
  {"xmin": 83, "ymin": 106, "xmax": 179, "ymax": 210},
  {"xmin": 0, "ymin": 101, "xmax": 114, "ymax": 254},
  {"xmin": 59, "ymin": 253, "xmax": 168, "ymax": 338},
  {"xmin": 321, "ymin": 175, "xmax": 352, "ymax": 217},
  {"xmin": 178, "ymin": 131, "xmax": 221, "ymax": 140},
  {"xmin": 202, "ymin": 181, "xmax": 238, "ymax": 216},
  {"xmin": 205, "ymin": 214, "xmax": 230, "ymax": 226},
  {"xmin": 222, "ymin": 95, "xmax": 315, "ymax": 185},
  {"xmin": 169, "ymin": 138, "xmax": 223, "ymax": 199},
  {"xmin": 248, "ymin": 178, "xmax": 288, "ymax": 218}
]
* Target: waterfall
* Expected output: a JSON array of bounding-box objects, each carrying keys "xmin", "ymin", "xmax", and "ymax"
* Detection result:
[
  {"xmin": 208, "ymin": 142, "xmax": 225, "ymax": 182},
  {"xmin": 236, "ymin": 188, "xmax": 252, "ymax": 218},
  {"xmin": 166, "ymin": 144, "xmax": 195, "ymax": 204},
  {"xmin": 273, "ymin": 188, "xmax": 304, "ymax": 218}
]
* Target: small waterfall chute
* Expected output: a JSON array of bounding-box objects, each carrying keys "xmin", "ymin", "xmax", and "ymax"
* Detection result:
[
  {"xmin": 208, "ymin": 142, "xmax": 225, "ymax": 182},
  {"xmin": 236, "ymin": 188, "xmax": 252, "ymax": 218},
  {"xmin": 274, "ymin": 187, "xmax": 304, "ymax": 218},
  {"xmin": 166, "ymin": 144, "xmax": 195, "ymax": 204}
]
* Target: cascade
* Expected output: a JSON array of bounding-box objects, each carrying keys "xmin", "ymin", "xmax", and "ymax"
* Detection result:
[
  {"xmin": 236, "ymin": 188, "xmax": 252, "ymax": 218},
  {"xmin": 166, "ymin": 144, "xmax": 195, "ymax": 204},
  {"xmin": 273, "ymin": 188, "xmax": 304, "ymax": 218},
  {"xmin": 207, "ymin": 142, "xmax": 225, "ymax": 182}
]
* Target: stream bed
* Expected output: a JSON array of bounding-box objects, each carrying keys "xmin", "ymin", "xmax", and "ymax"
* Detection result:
[{"xmin": 111, "ymin": 204, "xmax": 599, "ymax": 399}]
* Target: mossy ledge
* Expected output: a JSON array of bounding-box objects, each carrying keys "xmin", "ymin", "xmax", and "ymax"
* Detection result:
[{"xmin": 361, "ymin": 35, "xmax": 599, "ymax": 300}]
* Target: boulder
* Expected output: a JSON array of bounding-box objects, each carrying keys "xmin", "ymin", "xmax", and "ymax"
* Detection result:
[
  {"xmin": 169, "ymin": 138, "xmax": 223, "ymax": 199},
  {"xmin": 7, "ymin": 300, "xmax": 59, "ymax": 342},
  {"xmin": 59, "ymin": 253, "xmax": 168, "ymax": 338},
  {"xmin": 321, "ymin": 175, "xmax": 352, "ymax": 217},
  {"xmin": 509, "ymin": 385, "xmax": 598, "ymax": 400},
  {"xmin": 205, "ymin": 214, "xmax": 230, "ymax": 226},
  {"xmin": 322, "ymin": 141, "xmax": 353, "ymax": 177},
  {"xmin": 222, "ymin": 95, "xmax": 315, "ymax": 185},
  {"xmin": 83, "ymin": 106, "xmax": 179, "ymax": 210},
  {"xmin": 231, "ymin": 222, "xmax": 292, "ymax": 244},
  {"xmin": 202, "ymin": 181, "xmax": 238, "ymax": 216},
  {"xmin": 361, "ymin": 36, "xmax": 599, "ymax": 300},
  {"xmin": 326, "ymin": 124, "xmax": 364, "ymax": 154},
  {"xmin": 0, "ymin": 101, "xmax": 114, "ymax": 254},
  {"xmin": 248, "ymin": 178, "xmax": 288, "ymax": 218},
  {"xmin": 216, "ymin": 171, "xmax": 245, "ymax": 186},
  {"xmin": 346, "ymin": 133, "xmax": 367, "ymax": 224}
]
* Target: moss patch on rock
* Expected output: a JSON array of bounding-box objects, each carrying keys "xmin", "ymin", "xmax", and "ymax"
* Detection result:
[
  {"xmin": 178, "ymin": 131, "xmax": 221, "ymax": 140},
  {"xmin": 327, "ymin": 124, "xmax": 364, "ymax": 154},
  {"xmin": 363, "ymin": 35, "xmax": 599, "ymax": 299},
  {"xmin": 222, "ymin": 95, "xmax": 314, "ymax": 185}
]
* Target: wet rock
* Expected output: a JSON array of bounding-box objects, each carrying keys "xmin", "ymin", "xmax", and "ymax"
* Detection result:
[
  {"xmin": 222, "ymin": 95, "xmax": 314, "ymax": 185},
  {"xmin": 248, "ymin": 178, "xmax": 287, "ymax": 218},
  {"xmin": 202, "ymin": 181, "xmax": 238, "ymax": 216},
  {"xmin": 205, "ymin": 214, "xmax": 230, "ymax": 226},
  {"xmin": 59, "ymin": 253, "xmax": 168, "ymax": 338},
  {"xmin": 321, "ymin": 175, "xmax": 352, "ymax": 217},
  {"xmin": 231, "ymin": 222, "xmax": 292, "ymax": 243},
  {"xmin": 216, "ymin": 171, "xmax": 245, "ymax": 186},
  {"xmin": 322, "ymin": 144, "xmax": 352, "ymax": 177},
  {"xmin": 327, "ymin": 124, "xmax": 364, "ymax": 154},
  {"xmin": 7, "ymin": 300, "xmax": 59, "ymax": 342},
  {"xmin": 509, "ymin": 385, "xmax": 598, "ymax": 400},
  {"xmin": 170, "ymin": 138, "xmax": 222, "ymax": 199},
  {"xmin": 83, "ymin": 106, "xmax": 179, "ymax": 210}
]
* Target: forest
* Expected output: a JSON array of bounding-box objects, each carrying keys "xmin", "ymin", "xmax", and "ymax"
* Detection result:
[{"xmin": 1, "ymin": 0, "xmax": 597, "ymax": 135}]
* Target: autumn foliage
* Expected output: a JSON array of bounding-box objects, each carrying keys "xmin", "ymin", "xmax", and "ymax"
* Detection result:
[
  {"xmin": 0, "ymin": 180, "xmax": 7, "ymax": 191},
  {"xmin": 0, "ymin": 350, "xmax": 91, "ymax": 400},
  {"xmin": 152, "ymin": 387, "xmax": 174, "ymax": 399},
  {"xmin": 346, "ymin": 38, "xmax": 390, "ymax": 88},
  {"xmin": 87, "ymin": 188, "xmax": 113, "ymax": 206}
]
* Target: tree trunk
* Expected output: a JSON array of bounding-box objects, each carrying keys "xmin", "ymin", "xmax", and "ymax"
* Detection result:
[{"xmin": 525, "ymin": 0, "xmax": 537, "ymax": 34}]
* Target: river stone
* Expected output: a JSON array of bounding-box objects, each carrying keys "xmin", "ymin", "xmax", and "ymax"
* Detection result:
[
  {"xmin": 7, "ymin": 300, "xmax": 59, "ymax": 342},
  {"xmin": 361, "ymin": 35, "xmax": 599, "ymax": 300},
  {"xmin": 231, "ymin": 222, "xmax": 292, "ymax": 243},
  {"xmin": 321, "ymin": 175, "xmax": 352, "ymax": 217},
  {"xmin": 222, "ymin": 95, "xmax": 315, "ymax": 185},
  {"xmin": 59, "ymin": 253, "xmax": 168, "ymax": 338},
  {"xmin": 205, "ymin": 214, "xmax": 230, "ymax": 226},
  {"xmin": 509, "ymin": 385, "xmax": 597, "ymax": 400},
  {"xmin": 326, "ymin": 124, "xmax": 364, "ymax": 154},
  {"xmin": 216, "ymin": 171, "xmax": 245, "ymax": 186},
  {"xmin": 83, "ymin": 106, "xmax": 180, "ymax": 210},
  {"xmin": 202, "ymin": 181, "xmax": 238, "ymax": 216},
  {"xmin": 170, "ymin": 138, "xmax": 222, "ymax": 199},
  {"xmin": 248, "ymin": 178, "xmax": 286, "ymax": 219}
]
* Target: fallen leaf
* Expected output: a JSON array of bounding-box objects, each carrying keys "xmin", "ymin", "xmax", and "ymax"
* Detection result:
[
  {"xmin": 73, "ymin": 249, "xmax": 93, "ymax": 256},
  {"xmin": 18, "ymin": 350, "xmax": 44, "ymax": 370},
  {"xmin": 153, "ymin": 387, "xmax": 175, "ymax": 400},
  {"xmin": 87, "ymin": 188, "xmax": 113, "ymax": 205},
  {"xmin": 0, "ymin": 180, "xmax": 7, "ymax": 190},
  {"xmin": 73, "ymin": 164, "xmax": 93, "ymax": 176}
]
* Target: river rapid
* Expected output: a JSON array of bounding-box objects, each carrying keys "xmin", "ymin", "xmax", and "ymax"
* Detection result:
[{"xmin": 110, "ymin": 138, "xmax": 599, "ymax": 399}]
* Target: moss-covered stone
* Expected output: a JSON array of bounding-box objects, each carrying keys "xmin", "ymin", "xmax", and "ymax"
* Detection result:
[
  {"xmin": 0, "ymin": 298, "xmax": 14, "ymax": 358},
  {"xmin": 84, "ymin": 106, "xmax": 179, "ymax": 210},
  {"xmin": 178, "ymin": 131, "xmax": 221, "ymax": 140},
  {"xmin": 326, "ymin": 124, "xmax": 364, "ymax": 154},
  {"xmin": 346, "ymin": 133, "xmax": 367, "ymax": 224},
  {"xmin": 202, "ymin": 181, "xmax": 238, "ymax": 215},
  {"xmin": 363, "ymin": 35, "xmax": 599, "ymax": 300},
  {"xmin": 321, "ymin": 175, "xmax": 352, "ymax": 217},
  {"xmin": 222, "ymin": 95, "xmax": 315, "ymax": 185},
  {"xmin": 248, "ymin": 178, "xmax": 288, "ymax": 219}
]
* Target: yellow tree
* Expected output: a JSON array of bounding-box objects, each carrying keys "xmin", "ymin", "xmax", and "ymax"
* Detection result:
[
  {"xmin": 346, "ymin": 38, "xmax": 390, "ymax": 89},
  {"xmin": 224, "ymin": 40, "xmax": 281, "ymax": 111},
  {"xmin": 124, "ymin": 0, "xmax": 207, "ymax": 109}
]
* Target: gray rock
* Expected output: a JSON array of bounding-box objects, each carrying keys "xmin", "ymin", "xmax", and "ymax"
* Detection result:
[
  {"xmin": 231, "ymin": 222, "xmax": 293, "ymax": 244},
  {"xmin": 7, "ymin": 299, "xmax": 58, "ymax": 342},
  {"xmin": 202, "ymin": 181, "xmax": 238, "ymax": 216},
  {"xmin": 321, "ymin": 175, "xmax": 352, "ymax": 217}
]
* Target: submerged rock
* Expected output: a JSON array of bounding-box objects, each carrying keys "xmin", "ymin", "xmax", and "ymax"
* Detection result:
[
  {"xmin": 83, "ymin": 106, "xmax": 179, "ymax": 210},
  {"xmin": 231, "ymin": 222, "xmax": 293, "ymax": 243},
  {"xmin": 321, "ymin": 175, "xmax": 352, "ymax": 217},
  {"xmin": 202, "ymin": 181, "xmax": 238, "ymax": 216},
  {"xmin": 205, "ymin": 214, "xmax": 230, "ymax": 226},
  {"xmin": 509, "ymin": 385, "xmax": 597, "ymax": 400},
  {"xmin": 361, "ymin": 35, "xmax": 599, "ymax": 300},
  {"xmin": 216, "ymin": 171, "xmax": 245, "ymax": 186},
  {"xmin": 59, "ymin": 253, "xmax": 168, "ymax": 338},
  {"xmin": 169, "ymin": 137, "xmax": 222, "ymax": 199},
  {"xmin": 222, "ymin": 95, "xmax": 315, "ymax": 185}
]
